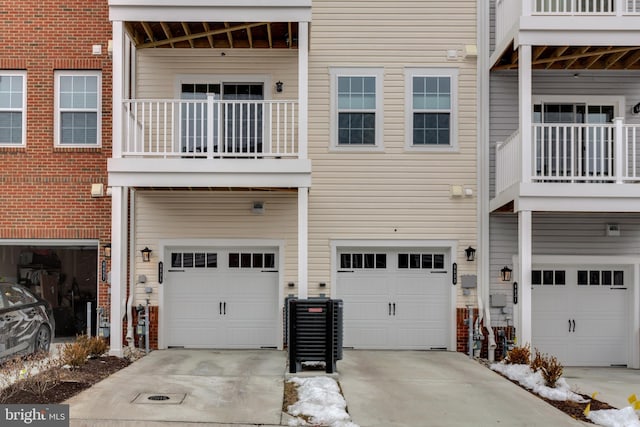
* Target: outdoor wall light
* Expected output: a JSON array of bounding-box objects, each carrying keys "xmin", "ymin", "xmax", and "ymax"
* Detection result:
[
  {"xmin": 141, "ymin": 247, "xmax": 152, "ymax": 263},
  {"xmin": 500, "ymin": 266, "xmax": 512, "ymax": 282},
  {"xmin": 464, "ymin": 246, "xmax": 476, "ymax": 262},
  {"xmin": 275, "ymin": 81, "xmax": 284, "ymax": 93},
  {"xmin": 103, "ymin": 243, "xmax": 111, "ymax": 259}
]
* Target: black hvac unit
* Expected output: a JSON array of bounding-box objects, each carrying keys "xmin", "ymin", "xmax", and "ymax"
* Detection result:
[{"xmin": 288, "ymin": 298, "xmax": 343, "ymax": 374}]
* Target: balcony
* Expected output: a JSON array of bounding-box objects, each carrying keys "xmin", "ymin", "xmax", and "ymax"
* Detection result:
[
  {"xmin": 493, "ymin": 120, "xmax": 640, "ymax": 212},
  {"xmin": 121, "ymin": 98, "xmax": 299, "ymax": 159}
]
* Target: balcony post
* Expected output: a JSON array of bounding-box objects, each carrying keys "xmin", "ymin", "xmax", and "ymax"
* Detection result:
[
  {"xmin": 298, "ymin": 21, "xmax": 309, "ymax": 160},
  {"xmin": 616, "ymin": 0, "xmax": 623, "ymax": 16},
  {"xmin": 523, "ymin": 0, "xmax": 532, "ymax": 16},
  {"xmin": 517, "ymin": 210, "xmax": 532, "ymax": 348},
  {"xmin": 112, "ymin": 21, "xmax": 124, "ymax": 159},
  {"xmin": 298, "ymin": 187, "xmax": 308, "ymax": 299},
  {"xmin": 614, "ymin": 117, "xmax": 624, "ymax": 183},
  {"xmin": 519, "ymin": 45, "xmax": 532, "ymax": 184},
  {"xmin": 109, "ymin": 186, "xmax": 128, "ymax": 357},
  {"xmin": 207, "ymin": 95, "xmax": 214, "ymax": 159}
]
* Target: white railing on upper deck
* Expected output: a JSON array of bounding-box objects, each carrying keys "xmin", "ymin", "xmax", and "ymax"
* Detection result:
[
  {"xmin": 495, "ymin": 121, "xmax": 640, "ymax": 194},
  {"xmin": 495, "ymin": 0, "xmax": 639, "ymax": 49},
  {"xmin": 496, "ymin": 130, "xmax": 522, "ymax": 194},
  {"xmin": 121, "ymin": 98, "xmax": 298, "ymax": 159}
]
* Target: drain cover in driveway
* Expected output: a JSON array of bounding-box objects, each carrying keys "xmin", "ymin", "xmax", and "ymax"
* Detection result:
[{"xmin": 133, "ymin": 393, "xmax": 186, "ymax": 404}]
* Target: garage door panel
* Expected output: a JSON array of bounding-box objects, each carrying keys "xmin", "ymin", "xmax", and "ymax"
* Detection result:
[
  {"xmin": 396, "ymin": 324, "xmax": 447, "ymax": 349},
  {"xmin": 343, "ymin": 326, "xmax": 391, "ymax": 349},
  {"xmin": 571, "ymin": 340, "xmax": 627, "ymax": 366}
]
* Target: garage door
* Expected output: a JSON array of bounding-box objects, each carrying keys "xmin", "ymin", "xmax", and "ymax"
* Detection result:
[
  {"xmin": 336, "ymin": 249, "xmax": 451, "ymax": 350},
  {"xmin": 532, "ymin": 265, "xmax": 629, "ymax": 366},
  {"xmin": 165, "ymin": 247, "xmax": 279, "ymax": 348}
]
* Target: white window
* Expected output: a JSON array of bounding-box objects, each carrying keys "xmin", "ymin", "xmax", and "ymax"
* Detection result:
[
  {"xmin": 330, "ymin": 68, "xmax": 383, "ymax": 151},
  {"xmin": 405, "ymin": 68, "xmax": 458, "ymax": 151},
  {"xmin": 54, "ymin": 71, "xmax": 101, "ymax": 147},
  {"xmin": 0, "ymin": 71, "xmax": 26, "ymax": 146}
]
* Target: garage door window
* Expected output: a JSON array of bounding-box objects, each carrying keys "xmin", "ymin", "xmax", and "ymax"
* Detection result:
[
  {"xmin": 578, "ymin": 270, "xmax": 624, "ymax": 286},
  {"xmin": 532, "ymin": 270, "xmax": 565, "ymax": 286},
  {"xmin": 340, "ymin": 253, "xmax": 386, "ymax": 269},
  {"xmin": 229, "ymin": 252, "xmax": 275, "ymax": 269},
  {"xmin": 398, "ymin": 253, "xmax": 444, "ymax": 269},
  {"xmin": 171, "ymin": 252, "xmax": 217, "ymax": 268}
]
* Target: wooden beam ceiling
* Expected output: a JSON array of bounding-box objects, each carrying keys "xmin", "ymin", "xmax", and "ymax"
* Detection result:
[{"xmin": 493, "ymin": 45, "xmax": 640, "ymax": 70}]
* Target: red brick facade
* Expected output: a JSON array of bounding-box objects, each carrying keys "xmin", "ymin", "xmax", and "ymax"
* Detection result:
[{"xmin": 0, "ymin": 1, "xmax": 112, "ymax": 310}]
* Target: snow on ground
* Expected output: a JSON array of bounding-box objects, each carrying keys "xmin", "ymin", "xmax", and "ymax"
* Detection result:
[
  {"xmin": 491, "ymin": 363, "xmax": 640, "ymax": 427},
  {"xmin": 287, "ymin": 376, "xmax": 359, "ymax": 427}
]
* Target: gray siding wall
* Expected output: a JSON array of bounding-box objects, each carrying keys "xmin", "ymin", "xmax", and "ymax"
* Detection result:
[
  {"xmin": 489, "ymin": 70, "xmax": 640, "ymax": 197},
  {"xmin": 489, "ymin": 212, "xmax": 640, "ymax": 326}
]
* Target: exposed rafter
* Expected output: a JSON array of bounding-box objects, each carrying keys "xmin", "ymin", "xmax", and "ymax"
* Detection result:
[
  {"xmin": 160, "ymin": 22, "xmax": 175, "ymax": 48},
  {"xmin": 493, "ymin": 45, "xmax": 640, "ymax": 70},
  {"xmin": 181, "ymin": 23, "xmax": 195, "ymax": 48}
]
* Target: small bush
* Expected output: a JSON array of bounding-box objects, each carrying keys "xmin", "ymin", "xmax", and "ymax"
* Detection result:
[
  {"xmin": 60, "ymin": 341, "xmax": 90, "ymax": 368},
  {"xmin": 76, "ymin": 335, "xmax": 109, "ymax": 358},
  {"xmin": 0, "ymin": 357, "xmax": 25, "ymax": 403},
  {"xmin": 540, "ymin": 354, "xmax": 563, "ymax": 388},
  {"xmin": 530, "ymin": 348, "xmax": 544, "ymax": 372},
  {"xmin": 18, "ymin": 357, "xmax": 62, "ymax": 397},
  {"xmin": 505, "ymin": 344, "xmax": 531, "ymax": 365}
]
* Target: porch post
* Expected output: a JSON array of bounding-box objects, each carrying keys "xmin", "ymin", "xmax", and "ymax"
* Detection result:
[
  {"xmin": 297, "ymin": 21, "xmax": 309, "ymax": 160},
  {"xmin": 614, "ymin": 117, "xmax": 624, "ymax": 183},
  {"xmin": 109, "ymin": 186, "xmax": 128, "ymax": 357},
  {"xmin": 298, "ymin": 187, "xmax": 309, "ymax": 298},
  {"xmin": 519, "ymin": 44, "xmax": 532, "ymax": 184},
  {"xmin": 112, "ymin": 21, "xmax": 124, "ymax": 159},
  {"xmin": 517, "ymin": 210, "xmax": 532, "ymax": 347}
]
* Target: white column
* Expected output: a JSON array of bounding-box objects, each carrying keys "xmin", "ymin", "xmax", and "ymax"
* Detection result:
[
  {"xmin": 298, "ymin": 187, "xmax": 309, "ymax": 298},
  {"xmin": 109, "ymin": 187, "xmax": 128, "ymax": 357},
  {"xmin": 112, "ymin": 21, "xmax": 124, "ymax": 159},
  {"xmin": 519, "ymin": 45, "xmax": 532, "ymax": 184},
  {"xmin": 297, "ymin": 21, "xmax": 309, "ymax": 160},
  {"xmin": 632, "ymin": 262, "xmax": 640, "ymax": 369},
  {"xmin": 517, "ymin": 210, "xmax": 532, "ymax": 347},
  {"xmin": 614, "ymin": 117, "xmax": 624, "ymax": 183}
]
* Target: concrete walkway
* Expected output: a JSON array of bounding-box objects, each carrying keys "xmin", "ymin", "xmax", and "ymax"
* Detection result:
[
  {"xmin": 339, "ymin": 351, "xmax": 588, "ymax": 427},
  {"xmin": 564, "ymin": 367, "xmax": 640, "ymax": 410}
]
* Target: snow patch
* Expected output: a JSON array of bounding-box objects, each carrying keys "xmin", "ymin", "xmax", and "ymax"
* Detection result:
[
  {"xmin": 587, "ymin": 407, "xmax": 640, "ymax": 427},
  {"xmin": 287, "ymin": 376, "xmax": 359, "ymax": 427}
]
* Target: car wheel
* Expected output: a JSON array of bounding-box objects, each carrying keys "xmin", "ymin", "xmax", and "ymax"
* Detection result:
[{"xmin": 33, "ymin": 325, "xmax": 51, "ymax": 354}]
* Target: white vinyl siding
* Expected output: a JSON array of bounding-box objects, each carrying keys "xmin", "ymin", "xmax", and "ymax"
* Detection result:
[
  {"xmin": 329, "ymin": 67, "xmax": 384, "ymax": 151},
  {"xmin": 308, "ymin": 1, "xmax": 477, "ymax": 301},
  {"xmin": 0, "ymin": 71, "xmax": 26, "ymax": 146},
  {"xmin": 54, "ymin": 71, "xmax": 102, "ymax": 147},
  {"xmin": 405, "ymin": 68, "xmax": 459, "ymax": 151}
]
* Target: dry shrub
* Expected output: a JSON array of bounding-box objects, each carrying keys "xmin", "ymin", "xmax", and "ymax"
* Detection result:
[
  {"xmin": 61, "ymin": 341, "xmax": 90, "ymax": 368},
  {"xmin": 0, "ymin": 357, "xmax": 24, "ymax": 403},
  {"xmin": 505, "ymin": 344, "xmax": 531, "ymax": 365},
  {"xmin": 76, "ymin": 335, "xmax": 109, "ymax": 358},
  {"xmin": 540, "ymin": 354, "xmax": 563, "ymax": 388},
  {"xmin": 18, "ymin": 357, "xmax": 62, "ymax": 397},
  {"xmin": 530, "ymin": 348, "xmax": 544, "ymax": 372}
]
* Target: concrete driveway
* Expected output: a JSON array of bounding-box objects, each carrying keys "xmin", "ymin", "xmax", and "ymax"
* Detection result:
[
  {"xmin": 563, "ymin": 367, "xmax": 640, "ymax": 410},
  {"xmin": 65, "ymin": 349, "xmax": 602, "ymax": 427}
]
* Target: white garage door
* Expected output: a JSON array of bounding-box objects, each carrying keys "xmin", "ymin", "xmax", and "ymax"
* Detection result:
[
  {"xmin": 336, "ymin": 249, "xmax": 451, "ymax": 350},
  {"xmin": 532, "ymin": 265, "xmax": 629, "ymax": 366},
  {"xmin": 165, "ymin": 247, "xmax": 279, "ymax": 348}
]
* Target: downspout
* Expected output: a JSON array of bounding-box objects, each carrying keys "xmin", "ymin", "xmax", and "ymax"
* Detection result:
[
  {"xmin": 125, "ymin": 188, "xmax": 136, "ymax": 347},
  {"xmin": 478, "ymin": 0, "xmax": 497, "ymax": 361}
]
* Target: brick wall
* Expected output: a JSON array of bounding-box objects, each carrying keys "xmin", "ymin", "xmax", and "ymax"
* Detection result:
[
  {"xmin": 456, "ymin": 307, "xmax": 514, "ymax": 361},
  {"xmin": 124, "ymin": 305, "xmax": 159, "ymax": 350},
  {"xmin": 0, "ymin": 1, "xmax": 112, "ymax": 308}
]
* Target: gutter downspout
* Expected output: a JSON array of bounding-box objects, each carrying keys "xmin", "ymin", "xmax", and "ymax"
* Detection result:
[
  {"xmin": 478, "ymin": 0, "xmax": 497, "ymax": 361},
  {"xmin": 125, "ymin": 188, "xmax": 136, "ymax": 347}
]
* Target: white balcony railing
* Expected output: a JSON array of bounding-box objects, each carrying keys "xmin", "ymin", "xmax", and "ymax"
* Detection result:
[
  {"xmin": 495, "ymin": 121, "xmax": 640, "ymax": 194},
  {"xmin": 121, "ymin": 98, "xmax": 298, "ymax": 159},
  {"xmin": 495, "ymin": 0, "xmax": 640, "ymax": 47}
]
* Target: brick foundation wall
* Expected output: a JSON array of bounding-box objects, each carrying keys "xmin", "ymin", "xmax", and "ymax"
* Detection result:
[
  {"xmin": 0, "ymin": 1, "xmax": 112, "ymax": 310},
  {"xmin": 456, "ymin": 307, "xmax": 514, "ymax": 361},
  {"xmin": 123, "ymin": 306, "xmax": 159, "ymax": 350}
]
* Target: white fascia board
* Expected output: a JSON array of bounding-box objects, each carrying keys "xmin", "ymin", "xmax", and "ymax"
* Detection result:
[
  {"xmin": 515, "ymin": 183, "xmax": 640, "ymax": 212},
  {"xmin": 0, "ymin": 239, "xmax": 99, "ymax": 247},
  {"xmin": 109, "ymin": 2, "xmax": 311, "ymax": 22},
  {"xmin": 108, "ymin": 158, "xmax": 311, "ymax": 188},
  {"xmin": 520, "ymin": 15, "xmax": 640, "ymax": 32}
]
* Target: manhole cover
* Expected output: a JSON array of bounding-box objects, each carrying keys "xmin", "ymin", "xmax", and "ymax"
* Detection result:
[
  {"xmin": 133, "ymin": 393, "xmax": 186, "ymax": 405},
  {"xmin": 148, "ymin": 395, "xmax": 170, "ymax": 401}
]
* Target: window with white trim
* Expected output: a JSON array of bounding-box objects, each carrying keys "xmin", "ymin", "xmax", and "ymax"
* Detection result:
[
  {"xmin": 0, "ymin": 71, "xmax": 26, "ymax": 146},
  {"xmin": 330, "ymin": 68, "xmax": 383, "ymax": 150},
  {"xmin": 54, "ymin": 71, "xmax": 101, "ymax": 146},
  {"xmin": 405, "ymin": 68, "xmax": 458, "ymax": 151}
]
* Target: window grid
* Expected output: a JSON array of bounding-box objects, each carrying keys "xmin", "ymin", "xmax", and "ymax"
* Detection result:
[
  {"xmin": 337, "ymin": 76, "xmax": 376, "ymax": 145},
  {"xmin": 339, "ymin": 253, "xmax": 387, "ymax": 269},
  {"xmin": 55, "ymin": 71, "xmax": 101, "ymax": 146},
  {"xmin": 577, "ymin": 270, "xmax": 624, "ymax": 286},
  {"xmin": 398, "ymin": 253, "xmax": 445, "ymax": 270},
  {"xmin": 229, "ymin": 252, "xmax": 275, "ymax": 269},
  {"xmin": 171, "ymin": 252, "xmax": 217, "ymax": 269},
  {"xmin": 532, "ymin": 270, "xmax": 566, "ymax": 286},
  {"xmin": 0, "ymin": 72, "xmax": 25, "ymax": 145},
  {"xmin": 412, "ymin": 76, "xmax": 451, "ymax": 145}
]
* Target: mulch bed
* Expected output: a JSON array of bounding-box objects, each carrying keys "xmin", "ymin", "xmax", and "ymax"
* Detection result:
[{"xmin": 2, "ymin": 356, "xmax": 131, "ymax": 404}]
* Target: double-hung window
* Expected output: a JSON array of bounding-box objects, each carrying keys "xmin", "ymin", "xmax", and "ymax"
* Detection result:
[
  {"xmin": 405, "ymin": 68, "xmax": 458, "ymax": 151},
  {"xmin": 54, "ymin": 71, "xmax": 101, "ymax": 147},
  {"xmin": 330, "ymin": 68, "xmax": 383, "ymax": 150},
  {"xmin": 0, "ymin": 71, "xmax": 26, "ymax": 146}
]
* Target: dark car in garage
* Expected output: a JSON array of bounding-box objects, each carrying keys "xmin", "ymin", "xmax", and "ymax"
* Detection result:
[{"xmin": 0, "ymin": 282, "xmax": 55, "ymax": 361}]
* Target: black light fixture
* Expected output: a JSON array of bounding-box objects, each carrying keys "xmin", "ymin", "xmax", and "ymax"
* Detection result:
[
  {"xmin": 464, "ymin": 246, "xmax": 476, "ymax": 262},
  {"xmin": 500, "ymin": 266, "xmax": 512, "ymax": 282},
  {"xmin": 103, "ymin": 243, "xmax": 111, "ymax": 259},
  {"xmin": 141, "ymin": 247, "xmax": 152, "ymax": 263},
  {"xmin": 275, "ymin": 81, "xmax": 284, "ymax": 93}
]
